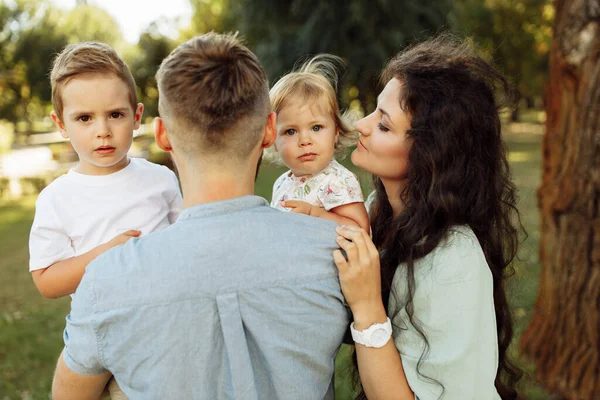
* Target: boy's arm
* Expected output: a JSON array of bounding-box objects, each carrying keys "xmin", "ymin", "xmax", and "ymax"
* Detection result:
[
  {"xmin": 31, "ymin": 230, "xmax": 140, "ymax": 299},
  {"xmin": 284, "ymin": 200, "xmax": 370, "ymax": 231}
]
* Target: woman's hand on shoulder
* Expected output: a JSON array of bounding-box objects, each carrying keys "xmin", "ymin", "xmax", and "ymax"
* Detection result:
[{"xmin": 333, "ymin": 225, "xmax": 387, "ymax": 328}]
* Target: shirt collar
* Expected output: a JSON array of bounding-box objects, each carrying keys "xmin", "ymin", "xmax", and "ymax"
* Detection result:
[{"xmin": 177, "ymin": 195, "xmax": 269, "ymax": 221}]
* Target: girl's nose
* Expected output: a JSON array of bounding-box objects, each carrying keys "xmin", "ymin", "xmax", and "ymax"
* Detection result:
[{"xmin": 298, "ymin": 131, "xmax": 312, "ymax": 146}]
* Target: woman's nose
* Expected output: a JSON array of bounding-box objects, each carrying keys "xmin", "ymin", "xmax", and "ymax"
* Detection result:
[{"xmin": 355, "ymin": 116, "xmax": 371, "ymax": 137}]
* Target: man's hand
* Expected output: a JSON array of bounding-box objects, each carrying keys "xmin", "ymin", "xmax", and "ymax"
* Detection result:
[
  {"xmin": 283, "ymin": 200, "xmax": 317, "ymax": 216},
  {"xmin": 107, "ymin": 230, "xmax": 141, "ymax": 248}
]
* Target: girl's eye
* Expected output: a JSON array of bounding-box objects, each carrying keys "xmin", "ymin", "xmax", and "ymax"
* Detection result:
[
  {"xmin": 378, "ymin": 123, "xmax": 390, "ymax": 132},
  {"xmin": 311, "ymin": 125, "xmax": 322, "ymax": 132},
  {"xmin": 284, "ymin": 129, "xmax": 296, "ymax": 136},
  {"xmin": 77, "ymin": 115, "xmax": 91, "ymax": 122},
  {"xmin": 110, "ymin": 112, "xmax": 124, "ymax": 119}
]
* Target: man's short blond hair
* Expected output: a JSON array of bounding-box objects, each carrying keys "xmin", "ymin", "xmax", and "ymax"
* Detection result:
[
  {"xmin": 50, "ymin": 42, "xmax": 138, "ymax": 121},
  {"xmin": 155, "ymin": 32, "xmax": 270, "ymax": 160}
]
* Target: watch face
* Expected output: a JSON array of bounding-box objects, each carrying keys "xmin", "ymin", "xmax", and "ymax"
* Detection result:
[{"xmin": 371, "ymin": 328, "xmax": 390, "ymax": 346}]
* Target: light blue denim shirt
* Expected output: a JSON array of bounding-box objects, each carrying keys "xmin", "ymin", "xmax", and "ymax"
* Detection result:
[{"xmin": 63, "ymin": 195, "xmax": 350, "ymax": 400}]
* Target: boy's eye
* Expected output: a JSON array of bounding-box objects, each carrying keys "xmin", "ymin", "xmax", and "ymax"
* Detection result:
[
  {"xmin": 77, "ymin": 115, "xmax": 91, "ymax": 122},
  {"xmin": 378, "ymin": 123, "xmax": 390, "ymax": 132},
  {"xmin": 110, "ymin": 112, "xmax": 124, "ymax": 119},
  {"xmin": 284, "ymin": 129, "xmax": 296, "ymax": 136},
  {"xmin": 311, "ymin": 125, "xmax": 322, "ymax": 132}
]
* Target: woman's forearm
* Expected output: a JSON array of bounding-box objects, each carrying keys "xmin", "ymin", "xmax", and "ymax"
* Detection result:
[{"xmin": 353, "ymin": 309, "xmax": 414, "ymax": 400}]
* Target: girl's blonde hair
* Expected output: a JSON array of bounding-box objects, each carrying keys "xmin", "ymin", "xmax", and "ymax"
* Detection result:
[{"xmin": 266, "ymin": 54, "xmax": 357, "ymax": 164}]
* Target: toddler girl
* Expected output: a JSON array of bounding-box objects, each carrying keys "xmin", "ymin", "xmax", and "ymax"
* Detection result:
[{"xmin": 268, "ymin": 55, "xmax": 369, "ymax": 231}]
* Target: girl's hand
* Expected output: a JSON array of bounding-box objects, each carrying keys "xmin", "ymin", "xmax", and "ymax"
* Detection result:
[
  {"xmin": 333, "ymin": 225, "xmax": 387, "ymax": 328},
  {"xmin": 284, "ymin": 200, "xmax": 314, "ymax": 216}
]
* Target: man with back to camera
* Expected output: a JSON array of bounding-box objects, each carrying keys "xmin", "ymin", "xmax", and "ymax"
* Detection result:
[{"xmin": 51, "ymin": 32, "xmax": 351, "ymax": 399}]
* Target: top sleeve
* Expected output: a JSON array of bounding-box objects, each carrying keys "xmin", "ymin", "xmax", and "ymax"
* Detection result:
[
  {"xmin": 317, "ymin": 168, "xmax": 364, "ymax": 211},
  {"xmin": 167, "ymin": 171, "xmax": 183, "ymax": 224},
  {"xmin": 62, "ymin": 272, "xmax": 107, "ymax": 376},
  {"xmin": 29, "ymin": 192, "xmax": 75, "ymax": 272},
  {"xmin": 390, "ymin": 230, "xmax": 500, "ymax": 400}
]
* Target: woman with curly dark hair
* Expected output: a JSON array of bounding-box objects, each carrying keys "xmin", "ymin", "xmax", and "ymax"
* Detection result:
[{"xmin": 333, "ymin": 35, "xmax": 523, "ymax": 399}]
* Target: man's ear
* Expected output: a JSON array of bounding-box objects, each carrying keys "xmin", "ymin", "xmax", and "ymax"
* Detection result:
[
  {"xmin": 154, "ymin": 117, "xmax": 172, "ymax": 152},
  {"xmin": 262, "ymin": 112, "xmax": 277, "ymax": 149},
  {"xmin": 133, "ymin": 103, "xmax": 144, "ymax": 130},
  {"xmin": 50, "ymin": 111, "xmax": 68, "ymax": 139}
]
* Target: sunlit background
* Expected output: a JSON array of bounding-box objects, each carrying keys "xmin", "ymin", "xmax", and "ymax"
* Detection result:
[{"xmin": 1, "ymin": 0, "xmax": 555, "ymax": 398}]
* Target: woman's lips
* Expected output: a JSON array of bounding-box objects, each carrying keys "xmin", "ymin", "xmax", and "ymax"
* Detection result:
[
  {"xmin": 298, "ymin": 153, "xmax": 317, "ymax": 161},
  {"xmin": 357, "ymin": 140, "xmax": 367, "ymax": 151}
]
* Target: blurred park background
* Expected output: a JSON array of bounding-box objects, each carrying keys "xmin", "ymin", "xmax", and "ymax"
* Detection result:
[{"xmin": 0, "ymin": 0, "xmax": 589, "ymax": 399}]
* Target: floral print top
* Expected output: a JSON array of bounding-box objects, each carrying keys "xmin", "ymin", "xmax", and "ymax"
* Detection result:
[{"xmin": 270, "ymin": 160, "xmax": 364, "ymax": 211}]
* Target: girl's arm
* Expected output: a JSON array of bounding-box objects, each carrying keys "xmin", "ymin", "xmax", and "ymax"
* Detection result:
[
  {"xmin": 284, "ymin": 200, "xmax": 370, "ymax": 231},
  {"xmin": 333, "ymin": 225, "xmax": 414, "ymax": 400},
  {"xmin": 31, "ymin": 230, "xmax": 140, "ymax": 299}
]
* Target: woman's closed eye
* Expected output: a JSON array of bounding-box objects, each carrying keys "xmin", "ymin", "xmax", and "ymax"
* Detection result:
[{"xmin": 378, "ymin": 122, "xmax": 390, "ymax": 132}]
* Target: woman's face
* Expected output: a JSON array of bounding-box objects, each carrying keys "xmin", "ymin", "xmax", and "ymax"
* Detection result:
[{"xmin": 351, "ymin": 78, "xmax": 412, "ymax": 182}]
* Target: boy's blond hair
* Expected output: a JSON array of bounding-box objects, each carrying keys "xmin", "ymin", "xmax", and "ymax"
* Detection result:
[
  {"xmin": 50, "ymin": 42, "xmax": 138, "ymax": 121},
  {"xmin": 155, "ymin": 32, "xmax": 270, "ymax": 160},
  {"xmin": 267, "ymin": 54, "xmax": 357, "ymax": 164}
]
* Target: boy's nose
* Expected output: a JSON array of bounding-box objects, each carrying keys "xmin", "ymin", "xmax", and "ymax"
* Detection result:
[{"xmin": 96, "ymin": 122, "xmax": 112, "ymax": 138}]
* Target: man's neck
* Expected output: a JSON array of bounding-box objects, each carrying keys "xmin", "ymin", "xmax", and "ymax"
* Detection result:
[{"xmin": 178, "ymin": 163, "xmax": 257, "ymax": 209}]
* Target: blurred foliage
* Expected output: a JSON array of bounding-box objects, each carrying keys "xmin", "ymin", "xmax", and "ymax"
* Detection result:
[
  {"xmin": 451, "ymin": 0, "xmax": 553, "ymax": 117},
  {"xmin": 223, "ymin": 0, "xmax": 453, "ymax": 113},
  {"xmin": 0, "ymin": 0, "xmax": 553, "ymax": 134}
]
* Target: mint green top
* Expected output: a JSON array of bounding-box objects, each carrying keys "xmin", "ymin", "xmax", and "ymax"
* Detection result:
[{"xmin": 367, "ymin": 192, "xmax": 501, "ymax": 399}]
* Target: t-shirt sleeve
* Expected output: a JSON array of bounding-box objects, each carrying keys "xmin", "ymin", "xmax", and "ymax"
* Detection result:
[
  {"xmin": 166, "ymin": 171, "xmax": 183, "ymax": 224},
  {"xmin": 270, "ymin": 172, "xmax": 288, "ymax": 208},
  {"xmin": 29, "ymin": 192, "xmax": 75, "ymax": 272},
  {"xmin": 62, "ymin": 272, "xmax": 107, "ymax": 376},
  {"xmin": 391, "ymin": 231, "xmax": 499, "ymax": 400},
  {"xmin": 317, "ymin": 168, "xmax": 364, "ymax": 211}
]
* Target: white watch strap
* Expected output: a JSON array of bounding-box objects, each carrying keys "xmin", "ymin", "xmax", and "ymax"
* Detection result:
[{"xmin": 350, "ymin": 317, "xmax": 392, "ymax": 348}]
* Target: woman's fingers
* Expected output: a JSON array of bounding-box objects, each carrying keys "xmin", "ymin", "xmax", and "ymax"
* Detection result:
[
  {"xmin": 335, "ymin": 225, "xmax": 372, "ymax": 264},
  {"xmin": 333, "ymin": 249, "xmax": 348, "ymax": 273}
]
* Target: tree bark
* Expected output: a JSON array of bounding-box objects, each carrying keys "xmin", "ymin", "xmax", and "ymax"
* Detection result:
[{"xmin": 520, "ymin": 0, "xmax": 600, "ymax": 399}]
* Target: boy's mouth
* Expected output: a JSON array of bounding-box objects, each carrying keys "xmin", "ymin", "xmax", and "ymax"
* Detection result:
[{"xmin": 95, "ymin": 146, "xmax": 116, "ymax": 155}]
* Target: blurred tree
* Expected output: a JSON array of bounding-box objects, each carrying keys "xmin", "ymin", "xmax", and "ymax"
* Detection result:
[
  {"xmin": 201, "ymin": 0, "xmax": 452, "ymax": 112},
  {"xmin": 520, "ymin": 0, "xmax": 599, "ymax": 398},
  {"xmin": 60, "ymin": 4, "xmax": 122, "ymax": 47},
  {"xmin": 451, "ymin": 0, "xmax": 553, "ymax": 120},
  {"xmin": 126, "ymin": 23, "xmax": 175, "ymax": 119},
  {"xmin": 0, "ymin": 0, "xmax": 68, "ymax": 137}
]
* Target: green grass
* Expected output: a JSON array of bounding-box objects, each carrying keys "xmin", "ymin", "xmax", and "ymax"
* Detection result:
[{"xmin": 0, "ymin": 126, "xmax": 553, "ymax": 399}]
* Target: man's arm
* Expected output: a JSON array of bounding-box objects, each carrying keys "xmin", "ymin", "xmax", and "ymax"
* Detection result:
[
  {"xmin": 52, "ymin": 352, "xmax": 112, "ymax": 400},
  {"xmin": 32, "ymin": 230, "xmax": 140, "ymax": 298}
]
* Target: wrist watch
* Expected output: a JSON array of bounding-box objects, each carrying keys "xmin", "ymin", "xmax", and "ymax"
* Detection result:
[{"xmin": 350, "ymin": 317, "xmax": 392, "ymax": 348}]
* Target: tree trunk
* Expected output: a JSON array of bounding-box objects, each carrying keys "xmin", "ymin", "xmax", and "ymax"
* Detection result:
[{"xmin": 519, "ymin": 0, "xmax": 600, "ymax": 399}]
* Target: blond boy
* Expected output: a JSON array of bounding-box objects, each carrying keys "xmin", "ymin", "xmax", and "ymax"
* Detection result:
[{"xmin": 29, "ymin": 42, "xmax": 182, "ymax": 397}]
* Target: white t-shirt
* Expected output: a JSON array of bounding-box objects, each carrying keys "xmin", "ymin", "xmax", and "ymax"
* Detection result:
[
  {"xmin": 29, "ymin": 158, "xmax": 183, "ymax": 272},
  {"xmin": 270, "ymin": 159, "xmax": 363, "ymax": 211}
]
